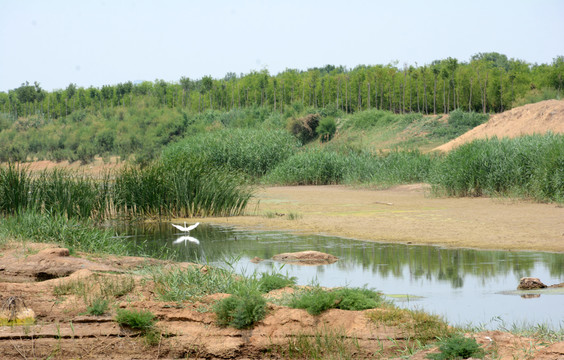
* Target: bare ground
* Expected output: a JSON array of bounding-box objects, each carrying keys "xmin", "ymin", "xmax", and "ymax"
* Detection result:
[{"xmin": 1, "ymin": 243, "xmax": 563, "ymax": 360}]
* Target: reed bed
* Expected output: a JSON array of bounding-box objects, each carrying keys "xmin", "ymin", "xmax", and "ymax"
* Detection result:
[
  {"xmin": 431, "ymin": 133, "xmax": 564, "ymax": 202},
  {"xmin": 264, "ymin": 148, "xmax": 432, "ymax": 186},
  {"xmin": 162, "ymin": 128, "xmax": 300, "ymax": 178}
]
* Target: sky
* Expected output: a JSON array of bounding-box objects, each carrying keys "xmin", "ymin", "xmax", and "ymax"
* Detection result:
[{"xmin": 1, "ymin": 0, "xmax": 563, "ymax": 92}]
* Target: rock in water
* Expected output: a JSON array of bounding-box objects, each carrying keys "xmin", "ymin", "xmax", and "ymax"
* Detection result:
[
  {"xmin": 272, "ymin": 251, "xmax": 338, "ymax": 265},
  {"xmin": 517, "ymin": 277, "xmax": 547, "ymax": 290}
]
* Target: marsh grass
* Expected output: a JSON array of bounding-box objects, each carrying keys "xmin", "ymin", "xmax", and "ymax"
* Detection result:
[
  {"xmin": 432, "ymin": 133, "xmax": 564, "ymax": 202},
  {"xmin": 1, "ymin": 211, "xmax": 130, "ymax": 255},
  {"xmin": 162, "ymin": 128, "xmax": 299, "ymax": 178}
]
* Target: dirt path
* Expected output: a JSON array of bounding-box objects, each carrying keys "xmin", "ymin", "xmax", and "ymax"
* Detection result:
[{"xmin": 206, "ymin": 185, "xmax": 564, "ymax": 253}]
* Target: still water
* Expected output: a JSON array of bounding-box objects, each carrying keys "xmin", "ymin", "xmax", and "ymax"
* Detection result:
[{"xmin": 122, "ymin": 222, "xmax": 564, "ymax": 329}]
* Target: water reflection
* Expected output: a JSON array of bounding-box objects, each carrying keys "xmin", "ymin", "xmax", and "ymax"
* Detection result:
[{"xmin": 118, "ymin": 222, "xmax": 564, "ymax": 328}]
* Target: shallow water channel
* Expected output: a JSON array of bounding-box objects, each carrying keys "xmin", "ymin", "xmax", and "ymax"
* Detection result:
[{"xmin": 122, "ymin": 222, "xmax": 564, "ymax": 330}]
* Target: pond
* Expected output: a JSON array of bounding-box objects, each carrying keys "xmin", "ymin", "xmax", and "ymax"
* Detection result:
[{"xmin": 121, "ymin": 222, "xmax": 564, "ymax": 330}]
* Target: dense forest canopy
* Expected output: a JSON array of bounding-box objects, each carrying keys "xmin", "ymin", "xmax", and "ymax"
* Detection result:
[{"xmin": 2, "ymin": 53, "xmax": 563, "ymax": 119}]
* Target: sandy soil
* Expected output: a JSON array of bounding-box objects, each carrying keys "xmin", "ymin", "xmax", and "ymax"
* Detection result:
[
  {"xmin": 205, "ymin": 184, "xmax": 564, "ymax": 253},
  {"xmin": 1, "ymin": 243, "xmax": 562, "ymax": 359},
  {"xmin": 434, "ymin": 99, "xmax": 564, "ymax": 152}
]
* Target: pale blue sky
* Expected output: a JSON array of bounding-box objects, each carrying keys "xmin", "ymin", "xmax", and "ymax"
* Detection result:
[{"xmin": 1, "ymin": 0, "xmax": 563, "ymax": 91}]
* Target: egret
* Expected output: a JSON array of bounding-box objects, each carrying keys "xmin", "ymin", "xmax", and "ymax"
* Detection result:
[
  {"xmin": 171, "ymin": 222, "xmax": 200, "ymax": 233},
  {"xmin": 173, "ymin": 235, "xmax": 200, "ymax": 245}
]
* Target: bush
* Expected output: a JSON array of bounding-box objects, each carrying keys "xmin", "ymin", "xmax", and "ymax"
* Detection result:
[
  {"xmin": 316, "ymin": 117, "xmax": 337, "ymax": 142},
  {"xmin": 427, "ymin": 334, "xmax": 485, "ymax": 360},
  {"xmin": 214, "ymin": 290, "xmax": 267, "ymax": 329},
  {"xmin": 448, "ymin": 109, "xmax": 488, "ymax": 129},
  {"xmin": 287, "ymin": 114, "xmax": 320, "ymax": 143}
]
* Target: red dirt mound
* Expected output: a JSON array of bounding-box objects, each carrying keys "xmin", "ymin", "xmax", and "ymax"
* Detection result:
[{"xmin": 434, "ymin": 99, "xmax": 564, "ymax": 152}]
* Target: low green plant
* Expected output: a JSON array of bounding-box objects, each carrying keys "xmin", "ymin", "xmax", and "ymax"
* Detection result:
[
  {"xmin": 332, "ymin": 287, "xmax": 384, "ymax": 311},
  {"xmin": 87, "ymin": 297, "xmax": 109, "ymax": 316},
  {"xmin": 214, "ymin": 289, "xmax": 267, "ymax": 329},
  {"xmin": 115, "ymin": 308, "xmax": 156, "ymax": 330},
  {"xmin": 427, "ymin": 334, "xmax": 485, "ymax": 360},
  {"xmin": 288, "ymin": 286, "xmax": 384, "ymax": 315},
  {"xmin": 257, "ymin": 272, "xmax": 296, "ymax": 293},
  {"xmin": 289, "ymin": 287, "xmax": 337, "ymax": 315},
  {"xmin": 150, "ymin": 264, "xmax": 237, "ymax": 302}
]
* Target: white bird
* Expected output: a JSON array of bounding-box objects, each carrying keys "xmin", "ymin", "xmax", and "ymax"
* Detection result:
[
  {"xmin": 171, "ymin": 222, "xmax": 200, "ymax": 233},
  {"xmin": 173, "ymin": 235, "xmax": 200, "ymax": 245}
]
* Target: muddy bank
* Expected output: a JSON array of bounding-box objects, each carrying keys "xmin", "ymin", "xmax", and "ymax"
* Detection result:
[
  {"xmin": 203, "ymin": 185, "xmax": 564, "ymax": 253},
  {"xmin": 1, "ymin": 242, "xmax": 562, "ymax": 359}
]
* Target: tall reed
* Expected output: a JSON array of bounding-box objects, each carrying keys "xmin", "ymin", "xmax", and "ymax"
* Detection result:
[{"xmin": 431, "ymin": 133, "xmax": 564, "ymax": 202}]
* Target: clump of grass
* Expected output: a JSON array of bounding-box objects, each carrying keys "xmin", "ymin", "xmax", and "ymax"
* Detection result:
[
  {"xmin": 115, "ymin": 308, "xmax": 156, "ymax": 330},
  {"xmin": 257, "ymin": 272, "xmax": 296, "ymax": 293},
  {"xmin": 286, "ymin": 212, "xmax": 302, "ymax": 220},
  {"xmin": 288, "ymin": 286, "xmax": 384, "ymax": 315},
  {"xmin": 214, "ymin": 289, "xmax": 267, "ymax": 329},
  {"xmin": 368, "ymin": 306, "xmax": 452, "ymax": 345},
  {"xmin": 279, "ymin": 328, "xmax": 361, "ymax": 359},
  {"xmin": 332, "ymin": 287, "xmax": 385, "ymax": 311},
  {"xmin": 86, "ymin": 297, "xmax": 110, "ymax": 316},
  {"xmin": 289, "ymin": 287, "xmax": 337, "ymax": 315},
  {"xmin": 427, "ymin": 334, "xmax": 485, "ymax": 360},
  {"xmin": 431, "ymin": 133, "xmax": 564, "ymax": 202},
  {"xmin": 150, "ymin": 265, "xmax": 238, "ymax": 302}
]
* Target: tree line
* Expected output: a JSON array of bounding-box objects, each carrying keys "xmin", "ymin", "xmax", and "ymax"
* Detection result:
[{"xmin": 1, "ymin": 52, "xmax": 563, "ymax": 120}]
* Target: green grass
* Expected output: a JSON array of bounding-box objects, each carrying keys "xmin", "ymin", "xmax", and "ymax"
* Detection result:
[
  {"xmin": 426, "ymin": 334, "xmax": 485, "ymax": 360},
  {"xmin": 162, "ymin": 128, "xmax": 300, "ymax": 178},
  {"xmin": 288, "ymin": 286, "xmax": 385, "ymax": 315},
  {"xmin": 1, "ymin": 211, "xmax": 129, "ymax": 255},
  {"xmin": 86, "ymin": 298, "xmax": 110, "ymax": 316},
  {"xmin": 257, "ymin": 271, "xmax": 297, "ymax": 293},
  {"xmin": 214, "ymin": 289, "xmax": 267, "ymax": 329},
  {"xmin": 150, "ymin": 264, "xmax": 239, "ymax": 302},
  {"xmin": 115, "ymin": 308, "xmax": 156, "ymax": 330},
  {"xmin": 431, "ymin": 133, "xmax": 564, "ymax": 202}
]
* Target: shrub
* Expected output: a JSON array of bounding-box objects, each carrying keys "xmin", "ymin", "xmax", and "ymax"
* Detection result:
[
  {"xmin": 214, "ymin": 290, "xmax": 267, "ymax": 329},
  {"xmin": 427, "ymin": 334, "xmax": 485, "ymax": 360},
  {"xmin": 289, "ymin": 287, "xmax": 384, "ymax": 315},
  {"xmin": 287, "ymin": 114, "xmax": 320, "ymax": 143}
]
